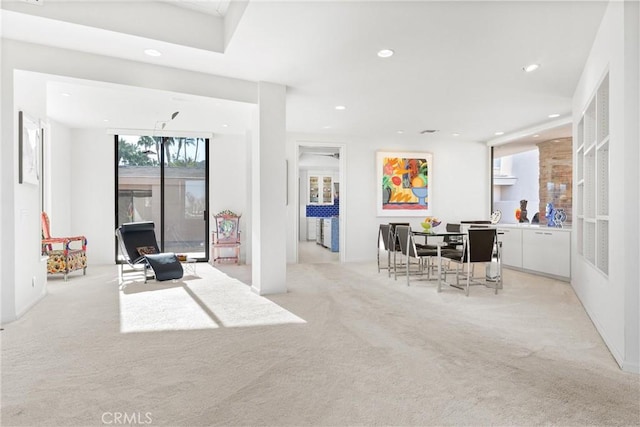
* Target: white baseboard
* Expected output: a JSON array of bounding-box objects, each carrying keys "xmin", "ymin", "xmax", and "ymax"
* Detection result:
[
  {"xmin": 15, "ymin": 287, "xmax": 48, "ymax": 319},
  {"xmin": 622, "ymin": 361, "xmax": 640, "ymax": 374}
]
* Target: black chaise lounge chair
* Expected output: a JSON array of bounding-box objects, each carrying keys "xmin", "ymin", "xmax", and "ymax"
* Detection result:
[{"xmin": 116, "ymin": 221, "xmax": 183, "ymax": 282}]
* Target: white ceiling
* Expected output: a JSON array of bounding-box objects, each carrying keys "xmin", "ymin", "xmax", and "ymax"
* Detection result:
[
  {"xmin": 2, "ymin": 1, "xmax": 608, "ymax": 145},
  {"xmin": 46, "ymin": 77, "xmax": 254, "ymax": 134},
  {"xmin": 159, "ymin": 0, "xmax": 230, "ymax": 17}
]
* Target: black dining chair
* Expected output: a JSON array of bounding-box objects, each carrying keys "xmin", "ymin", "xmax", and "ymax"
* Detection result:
[
  {"xmin": 439, "ymin": 228, "xmax": 501, "ymax": 296},
  {"xmin": 388, "ymin": 222, "xmax": 409, "ymax": 278},
  {"xmin": 377, "ymin": 224, "xmax": 392, "ymax": 273},
  {"xmin": 394, "ymin": 225, "xmax": 438, "ymax": 286}
]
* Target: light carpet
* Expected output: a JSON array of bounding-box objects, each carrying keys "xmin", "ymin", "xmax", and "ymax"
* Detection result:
[{"xmin": 1, "ymin": 262, "xmax": 639, "ymax": 426}]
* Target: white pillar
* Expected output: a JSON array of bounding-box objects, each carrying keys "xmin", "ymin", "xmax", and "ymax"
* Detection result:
[
  {"xmin": 1, "ymin": 44, "xmax": 17, "ymax": 323},
  {"xmin": 251, "ymin": 82, "xmax": 287, "ymax": 295}
]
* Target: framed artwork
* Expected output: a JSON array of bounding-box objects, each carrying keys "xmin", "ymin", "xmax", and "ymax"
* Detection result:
[
  {"xmin": 376, "ymin": 151, "xmax": 433, "ymax": 217},
  {"xmin": 18, "ymin": 111, "xmax": 41, "ymax": 185}
]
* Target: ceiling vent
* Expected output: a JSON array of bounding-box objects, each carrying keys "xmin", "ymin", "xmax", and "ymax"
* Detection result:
[{"xmin": 420, "ymin": 129, "xmax": 438, "ymax": 134}]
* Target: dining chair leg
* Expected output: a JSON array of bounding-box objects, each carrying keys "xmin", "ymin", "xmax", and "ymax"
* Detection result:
[
  {"xmin": 437, "ymin": 249, "xmax": 443, "ymax": 292},
  {"xmin": 393, "ymin": 251, "xmax": 398, "ymax": 280},
  {"xmin": 406, "ymin": 255, "xmax": 410, "ymax": 287},
  {"xmin": 465, "ymin": 259, "xmax": 471, "ymax": 296},
  {"xmin": 496, "ymin": 258, "xmax": 502, "ymax": 294}
]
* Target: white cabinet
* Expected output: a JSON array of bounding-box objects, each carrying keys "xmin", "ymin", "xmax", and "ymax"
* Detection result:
[
  {"xmin": 307, "ymin": 218, "xmax": 316, "ymax": 240},
  {"xmin": 323, "ymin": 219, "xmax": 332, "ymax": 248},
  {"xmin": 522, "ymin": 229, "xmax": 571, "ymax": 278},
  {"xmin": 308, "ymin": 172, "xmax": 333, "ymax": 205},
  {"xmin": 316, "ymin": 219, "xmax": 323, "ymax": 245},
  {"xmin": 495, "ymin": 225, "xmax": 571, "ymax": 280},
  {"xmin": 497, "ymin": 227, "xmax": 522, "ymax": 268}
]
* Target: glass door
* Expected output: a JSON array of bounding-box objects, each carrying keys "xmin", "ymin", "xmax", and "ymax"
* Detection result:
[
  {"xmin": 116, "ymin": 135, "xmax": 209, "ymax": 261},
  {"xmin": 163, "ymin": 137, "xmax": 208, "ymax": 258}
]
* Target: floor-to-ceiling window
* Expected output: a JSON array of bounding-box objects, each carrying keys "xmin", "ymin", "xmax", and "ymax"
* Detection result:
[{"xmin": 115, "ymin": 135, "xmax": 209, "ymax": 261}]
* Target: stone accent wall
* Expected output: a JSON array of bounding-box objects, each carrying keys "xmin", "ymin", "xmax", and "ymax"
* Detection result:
[{"xmin": 537, "ymin": 138, "xmax": 573, "ymax": 224}]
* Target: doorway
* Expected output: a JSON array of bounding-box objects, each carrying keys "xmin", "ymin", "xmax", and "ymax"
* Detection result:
[
  {"xmin": 296, "ymin": 143, "xmax": 346, "ymax": 264},
  {"xmin": 115, "ymin": 134, "xmax": 209, "ymax": 261}
]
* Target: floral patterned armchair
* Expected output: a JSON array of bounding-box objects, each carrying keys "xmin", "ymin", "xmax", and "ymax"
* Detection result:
[{"xmin": 41, "ymin": 212, "xmax": 87, "ymax": 280}]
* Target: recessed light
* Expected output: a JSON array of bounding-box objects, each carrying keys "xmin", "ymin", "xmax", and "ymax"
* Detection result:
[
  {"xmin": 377, "ymin": 49, "xmax": 395, "ymax": 58},
  {"xmin": 495, "ymin": 131, "xmax": 505, "ymax": 136},
  {"xmin": 533, "ymin": 134, "xmax": 540, "ymax": 138},
  {"xmin": 222, "ymin": 124, "xmax": 229, "ymax": 128},
  {"xmin": 103, "ymin": 119, "xmax": 109, "ymax": 122},
  {"xmin": 396, "ymin": 130, "xmax": 404, "ymax": 134},
  {"xmin": 61, "ymin": 93, "xmax": 70, "ymax": 97},
  {"xmin": 452, "ymin": 133, "xmax": 460, "ymax": 137},
  {"xmin": 335, "ymin": 105, "xmax": 346, "ymax": 110},
  {"xmin": 144, "ymin": 49, "xmax": 162, "ymax": 57},
  {"xmin": 548, "ymin": 113, "xmax": 560, "ymax": 118},
  {"xmin": 523, "ymin": 63, "xmax": 540, "ymax": 73},
  {"xmin": 322, "ymin": 125, "xmax": 332, "ymax": 129}
]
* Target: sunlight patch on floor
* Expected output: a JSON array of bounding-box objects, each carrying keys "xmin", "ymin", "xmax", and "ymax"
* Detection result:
[
  {"xmin": 118, "ymin": 264, "xmax": 305, "ymax": 333},
  {"xmin": 119, "ymin": 285, "xmax": 219, "ymax": 333}
]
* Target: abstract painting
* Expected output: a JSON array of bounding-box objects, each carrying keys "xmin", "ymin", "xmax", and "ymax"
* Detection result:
[{"xmin": 376, "ymin": 151, "xmax": 433, "ymax": 217}]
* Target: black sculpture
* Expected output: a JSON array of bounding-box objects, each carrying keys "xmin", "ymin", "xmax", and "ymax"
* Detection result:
[{"xmin": 519, "ymin": 199, "xmax": 529, "ymax": 223}]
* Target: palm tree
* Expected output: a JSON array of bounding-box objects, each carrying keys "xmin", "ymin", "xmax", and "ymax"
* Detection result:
[
  {"xmin": 183, "ymin": 138, "xmax": 196, "ymax": 163},
  {"xmin": 193, "ymin": 138, "xmax": 200, "ymax": 162}
]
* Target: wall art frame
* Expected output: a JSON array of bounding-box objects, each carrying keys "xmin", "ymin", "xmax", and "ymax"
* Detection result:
[
  {"xmin": 18, "ymin": 111, "xmax": 41, "ymax": 185},
  {"xmin": 376, "ymin": 151, "xmax": 433, "ymax": 217}
]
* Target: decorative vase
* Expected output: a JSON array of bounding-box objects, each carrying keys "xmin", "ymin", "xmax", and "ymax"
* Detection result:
[{"xmin": 553, "ymin": 208, "xmax": 567, "ymax": 228}]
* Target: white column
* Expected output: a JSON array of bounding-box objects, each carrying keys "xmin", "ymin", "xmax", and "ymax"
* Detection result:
[
  {"xmin": 251, "ymin": 82, "xmax": 287, "ymax": 295},
  {"xmin": 623, "ymin": 0, "xmax": 640, "ymax": 372},
  {"xmin": 1, "ymin": 44, "xmax": 17, "ymax": 323}
]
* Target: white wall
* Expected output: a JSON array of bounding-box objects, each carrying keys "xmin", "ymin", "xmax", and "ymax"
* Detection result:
[
  {"xmin": 70, "ymin": 129, "xmax": 115, "ymax": 264},
  {"xmin": 48, "ymin": 120, "xmax": 72, "ymax": 236},
  {"xmin": 210, "ymin": 133, "xmax": 249, "ymax": 262},
  {"xmin": 571, "ymin": 0, "xmax": 639, "ymax": 373},
  {"xmin": 7, "ymin": 71, "xmax": 49, "ymax": 322},
  {"xmin": 287, "ymin": 133, "xmax": 491, "ymax": 263},
  {"xmin": 299, "ymin": 169, "xmax": 309, "ymax": 241}
]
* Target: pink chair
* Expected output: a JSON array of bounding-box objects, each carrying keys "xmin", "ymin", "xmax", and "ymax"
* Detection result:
[
  {"xmin": 211, "ymin": 210, "xmax": 241, "ymax": 264},
  {"xmin": 41, "ymin": 212, "xmax": 87, "ymax": 280}
]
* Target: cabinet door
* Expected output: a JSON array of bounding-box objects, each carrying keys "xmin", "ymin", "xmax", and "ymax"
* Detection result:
[
  {"xmin": 522, "ymin": 230, "xmax": 571, "ymax": 278},
  {"xmin": 309, "ymin": 176, "xmax": 319, "ymax": 204},
  {"xmin": 497, "ymin": 228, "xmax": 522, "ymax": 268},
  {"xmin": 323, "ymin": 219, "xmax": 331, "ymax": 248},
  {"xmin": 316, "ymin": 219, "xmax": 323, "ymax": 244},
  {"xmin": 307, "ymin": 218, "xmax": 316, "ymax": 240},
  {"xmin": 322, "ymin": 176, "xmax": 333, "ymax": 204}
]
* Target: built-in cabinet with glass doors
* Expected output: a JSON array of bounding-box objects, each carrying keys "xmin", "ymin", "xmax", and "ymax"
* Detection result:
[
  {"xmin": 308, "ymin": 172, "xmax": 333, "ymax": 205},
  {"xmin": 576, "ymin": 72, "xmax": 609, "ymax": 275}
]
